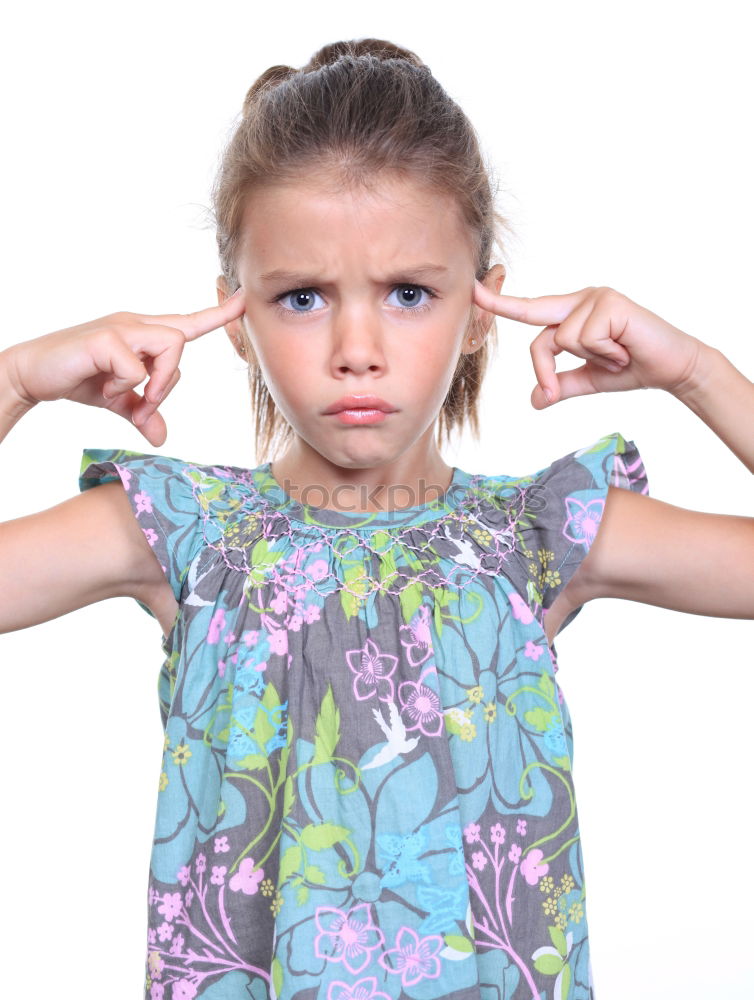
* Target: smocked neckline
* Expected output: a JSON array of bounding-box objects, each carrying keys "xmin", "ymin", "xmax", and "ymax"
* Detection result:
[{"xmin": 249, "ymin": 462, "xmax": 477, "ymax": 531}]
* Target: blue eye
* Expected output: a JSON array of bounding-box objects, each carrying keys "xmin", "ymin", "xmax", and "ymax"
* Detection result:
[
  {"xmin": 386, "ymin": 285, "xmax": 435, "ymax": 311},
  {"xmin": 275, "ymin": 289, "xmax": 326, "ymax": 313},
  {"xmin": 273, "ymin": 284, "xmax": 437, "ymax": 317}
]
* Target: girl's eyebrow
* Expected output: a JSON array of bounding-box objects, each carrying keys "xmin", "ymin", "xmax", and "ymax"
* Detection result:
[{"xmin": 258, "ymin": 264, "xmax": 449, "ymax": 286}]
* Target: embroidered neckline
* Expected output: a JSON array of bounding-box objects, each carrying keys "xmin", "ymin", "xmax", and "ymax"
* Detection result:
[{"xmin": 247, "ymin": 462, "xmax": 478, "ymax": 531}]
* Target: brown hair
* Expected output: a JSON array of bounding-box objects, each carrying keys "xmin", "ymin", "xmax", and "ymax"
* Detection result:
[{"xmin": 210, "ymin": 37, "xmax": 514, "ymax": 463}]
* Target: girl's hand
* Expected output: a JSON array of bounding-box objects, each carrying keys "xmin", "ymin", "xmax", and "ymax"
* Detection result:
[
  {"xmin": 2, "ymin": 289, "xmax": 246, "ymax": 446},
  {"xmin": 473, "ymin": 282, "xmax": 705, "ymax": 409}
]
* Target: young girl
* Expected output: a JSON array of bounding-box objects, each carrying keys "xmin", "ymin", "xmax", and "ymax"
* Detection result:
[{"xmin": 1, "ymin": 36, "xmax": 752, "ymax": 1000}]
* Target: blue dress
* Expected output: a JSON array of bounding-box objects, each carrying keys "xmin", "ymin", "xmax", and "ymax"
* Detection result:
[{"xmin": 79, "ymin": 430, "xmax": 648, "ymax": 1000}]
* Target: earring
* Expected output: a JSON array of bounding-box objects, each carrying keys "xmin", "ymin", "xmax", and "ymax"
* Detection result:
[{"xmin": 470, "ymin": 339, "xmax": 477, "ymax": 345}]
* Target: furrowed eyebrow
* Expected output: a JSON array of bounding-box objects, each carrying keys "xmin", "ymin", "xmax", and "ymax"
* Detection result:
[{"xmin": 258, "ymin": 264, "xmax": 449, "ymax": 286}]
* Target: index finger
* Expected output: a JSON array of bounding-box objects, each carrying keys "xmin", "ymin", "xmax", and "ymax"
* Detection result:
[
  {"xmin": 473, "ymin": 280, "xmax": 589, "ymax": 326},
  {"xmin": 137, "ymin": 286, "xmax": 246, "ymax": 341}
]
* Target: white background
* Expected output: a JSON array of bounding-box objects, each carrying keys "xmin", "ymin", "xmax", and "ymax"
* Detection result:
[{"xmin": 1, "ymin": 1, "xmax": 752, "ymax": 996}]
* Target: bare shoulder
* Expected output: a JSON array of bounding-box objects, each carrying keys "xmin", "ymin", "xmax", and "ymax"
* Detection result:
[{"xmin": 0, "ymin": 479, "xmax": 175, "ymax": 634}]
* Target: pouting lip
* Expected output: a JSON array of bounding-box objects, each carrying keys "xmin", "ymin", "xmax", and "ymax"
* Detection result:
[{"xmin": 323, "ymin": 395, "xmax": 397, "ymax": 414}]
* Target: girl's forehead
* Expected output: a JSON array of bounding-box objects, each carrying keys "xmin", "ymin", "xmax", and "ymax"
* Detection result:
[{"xmin": 238, "ymin": 177, "xmax": 474, "ymax": 271}]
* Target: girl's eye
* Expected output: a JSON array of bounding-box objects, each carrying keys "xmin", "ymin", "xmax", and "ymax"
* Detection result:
[
  {"xmin": 274, "ymin": 288, "xmax": 326, "ymax": 314},
  {"xmin": 385, "ymin": 284, "xmax": 436, "ymax": 312},
  {"xmin": 273, "ymin": 284, "xmax": 437, "ymax": 316}
]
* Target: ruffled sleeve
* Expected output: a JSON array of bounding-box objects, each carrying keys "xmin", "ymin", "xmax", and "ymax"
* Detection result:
[
  {"xmin": 506, "ymin": 431, "xmax": 649, "ymax": 637},
  {"xmin": 78, "ymin": 448, "xmax": 205, "ymax": 618}
]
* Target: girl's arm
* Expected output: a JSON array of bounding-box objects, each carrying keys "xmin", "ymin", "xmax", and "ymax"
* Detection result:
[
  {"xmin": 0, "ymin": 295, "xmax": 246, "ymax": 634},
  {"xmin": 672, "ymin": 342, "xmax": 754, "ymax": 474},
  {"xmin": 472, "ymin": 281, "xmax": 754, "ymax": 624}
]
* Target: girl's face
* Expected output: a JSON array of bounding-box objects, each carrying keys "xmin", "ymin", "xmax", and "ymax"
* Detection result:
[{"xmin": 220, "ymin": 172, "xmax": 504, "ymax": 492}]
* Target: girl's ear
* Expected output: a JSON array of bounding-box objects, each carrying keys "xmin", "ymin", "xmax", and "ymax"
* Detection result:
[
  {"xmin": 474, "ymin": 264, "xmax": 507, "ymax": 339},
  {"xmin": 216, "ymin": 276, "xmax": 247, "ymax": 358}
]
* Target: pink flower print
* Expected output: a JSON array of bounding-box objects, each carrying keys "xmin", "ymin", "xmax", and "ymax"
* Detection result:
[
  {"xmin": 211, "ymin": 866, "xmax": 227, "ymax": 886},
  {"xmin": 148, "ymin": 886, "xmax": 159, "ymax": 905},
  {"xmin": 307, "ymin": 558, "xmax": 329, "ymax": 583},
  {"xmin": 286, "ymin": 614, "xmax": 303, "ymax": 632},
  {"xmin": 116, "ymin": 465, "xmax": 132, "ymax": 490},
  {"xmin": 147, "ymin": 927, "xmax": 157, "ymax": 945},
  {"xmin": 169, "ymin": 932, "xmax": 185, "ymax": 955},
  {"xmin": 208, "ymin": 608, "xmax": 226, "ymax": 644},
  {"xmin": 229, "ymin": 857, "xmax": 264, "ymax": 895},
  {"xmin": 520, "ymin": 848, "xmax": 550, "ymax": 886},
  {"xmin": 271, "ymin": 589, "xmax": 288, "ymax": 615},
  {"xmin": 218, "ymin": 659, "xmax": 226, "ymax": 679},
  {"xmin": 185, "ymin": 888, "xmax": 194, "ymax": 908},
  {"xmin": 268, "ymin": 628, "xmax": 288, "ymax": 657},
  {"xmin": 195, "ymin": 853, "xmax": 206, "ymax": 875},
  {"xmin": 508, "ymin": 843, "xmax": 522, "ymax": 864},
  {"xmin": 243, "ymin": 630, "xmax": 259, "ymax": 646},
  {"xmin": 150, "ymin": 983, "xmax": 165, "ymax": 1000},
  {"xmin": 463, "ymin": 822, "xmax": 481, "ymax": 844},
  {"xmin": 314, "ymin": 903, "xmax": 386, "ymax": 976},
  {"xmin": 562, "ymin": 495, "xmax": 605, "ymax": 547},
  {"xmin": 134, "ymin": 490, "xmax": 153, "ymax": 515},
  {"xmin": 378, "ymin": 926, "xmax": 444, "ymax": 987},
  {"xmin": 489, "ymin": 823, "xmax": 505, "ymax": 845},
  {"xmin": 508, "ymin": 592, "xmax": 534, "ymax": 624},
  {"xmin": 471, "ymin": 851, "xmax": 487, "ymax": 871},
  {"xmin": 223, "ymin": 630, "xmax": 236, "ymax": 644},
  {"xmin": 524, "ymin": 640, "xmax": 544, "ymax": 661},
  {"xmin": 157, "ymin": 892, "xmax": 182, "ymax": 922},
  {"xmin": 399, "ymin": 604, "xmax": 434, "ymax": 667},
  {"xmin": 143, "ymin": 527, "xmax": 158, "ymax": 547},
  {"xmin": 516, "ymin": 819, "xmax": 527, "ymax": 837},
  {"xmin": 326, "ymin": 976, "xmax": 392, "ymax": 1000},
  {"xmin": 214, "ymin": 836, "xmax": 230, "ymax": 854},
  {"xmin": 304, "ymin": 603, "xmax": 322, "ymax": 624},
  {"xmin": 176, "ymin": 865, "xmax": 191, "ymax": 887},
  {"xmin": 157, "ymin": 921, "xmax": 173, "ymax": 942},
  {"xmin": 172, "ymin": 981, "xmax": 198, "ymax": 1000},
  {"xmin": 397, "ymin": 678, "xmax": 443, "ymax": 737},
  {"xmin": 346, "ymin": 639, "xmax": 398, "ymax": 703}
]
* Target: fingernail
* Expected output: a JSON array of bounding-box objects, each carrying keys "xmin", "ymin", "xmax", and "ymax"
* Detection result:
[
  {"xmin": 544, "ymin": 387, "xmax": 553, "ymax": 403},
  {"xmin": 606, "ymin": 362, "xmax": 623, "ymax": 372}
]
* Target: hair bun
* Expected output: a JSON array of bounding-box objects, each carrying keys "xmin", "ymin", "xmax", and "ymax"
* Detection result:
[
  {"xmin": 242, "ymin": 64, "xmax": 298, "ymax": 116},
  {"xmin": 302, "ymin": 38, "xmax": 426, "ymax": 72}
]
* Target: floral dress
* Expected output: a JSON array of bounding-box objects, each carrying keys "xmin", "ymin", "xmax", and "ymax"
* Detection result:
[{"xmin": 78, "ymin": 430, "xmax": 648, "ymax": 1000}]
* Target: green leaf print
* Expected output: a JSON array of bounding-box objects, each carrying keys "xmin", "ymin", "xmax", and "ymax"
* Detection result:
[
  {"xmin": 534, "ymin": 953, "xmax": 564, "ymax": 975},
  {"xmin": 399, "ymin": 580, "xmax": 424, "ymax": 625},
  {"xmin": 538, "ymin": 671, "xmax": 555, "ymax": 700},
  {"xmin": 235, "ymin": 752, "xmax": 269, "ymax": 772},
  {"xmin": 271, "ymin": 956, "xmax": 283, "ymax": 1000},
  {"xmin": 278, "ymin": 844, "xmax": 303, "ymax": 883},
  {"xmin": 297, "ymin": 885, "xmax": 309, "ymax": 905},
  {"xmin": 252, "ymin": 681, "xmax": 282, "ymax": 748},
  {"xmin": 559, "ymin": 963, "xmax": 572, "ymax": 1000},
  {"xmin": 340, "ymin": 562, "xmax": 369, "ymax": 620},
  {"xmin": 443, "ymin": 934, "xmax": 474, "ymax": 953},
  {"xmin": 304, "ymin": 864, "xmax": 327, "ymax": 884},
  {"xmin": 548, "ymin": 924, "xmax": 567, "ymax": 958},
  {"xmin": 312, "ymin": 685, "xmax": 341, "ymax": 764},
  {"xmin": 283, "ymin": 775, "xmax": 295, "ymax": 817},
  {"xmin": 524, "ymin": 707, "xmax": 555, "ymax": 733},
  {"xmin": 300, "ymin": 822, "xmax": 351, "ymax": 850},
  {"xmin": 247, "ymin": 538, "xmax": 284, "ymax": 587}
]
